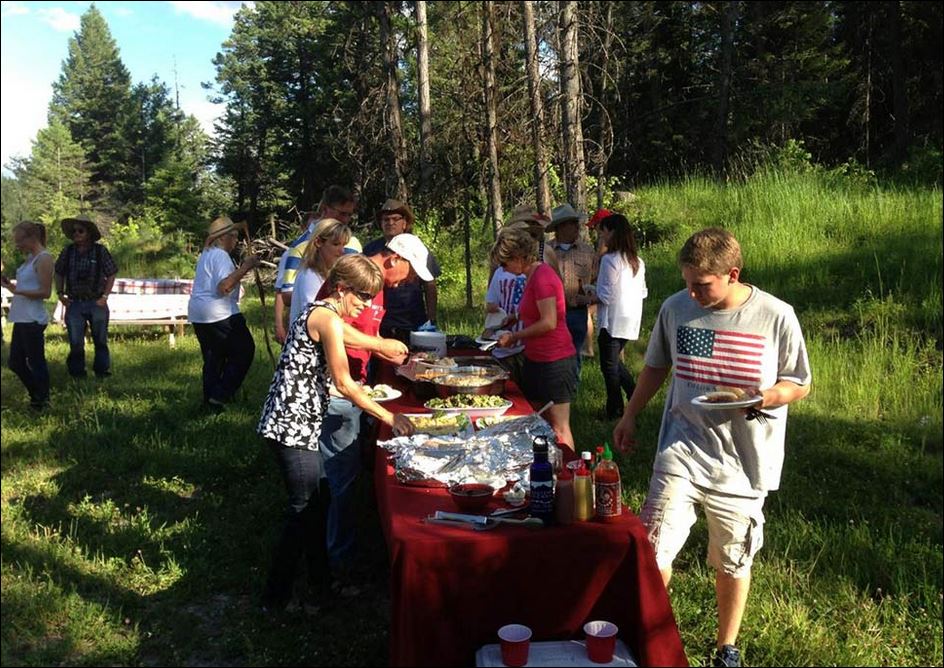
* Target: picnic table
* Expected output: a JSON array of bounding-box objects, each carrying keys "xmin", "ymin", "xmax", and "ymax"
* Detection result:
[
  {"xmin": 371, "ymin": 352, "xmax": 688, "ymax": 667},
  {"xmin": 52, "ymin": 278, "xmax": 193, "ymax": 347}
]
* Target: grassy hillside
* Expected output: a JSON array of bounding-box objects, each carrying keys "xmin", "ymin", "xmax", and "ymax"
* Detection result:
[{"xmin": 2, "ymin": 171, "xmax": 941, "ymax": 666}]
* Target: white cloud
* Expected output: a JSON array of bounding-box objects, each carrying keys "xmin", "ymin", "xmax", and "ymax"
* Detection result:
[
  {"xmin": 0, "ymin": 69, "xmax": 51, "ymax": 171},
  {"xmin": 37, "ymin": 7, "xmax": 80, "ymax": 32},
  {"xmin": 113, "ymin": 6, "xmax": 134, "ymax": 17},
  {"xmin": 184, "ymin": 97, "xmax": 222, "ymax": 137},
  {"xmin": 1, "ymin": 2, "xmax": 30, "ymax": 17},
  {"xmin": 168, "ymin": 1, "xmax": 246, "ymax": 28}
]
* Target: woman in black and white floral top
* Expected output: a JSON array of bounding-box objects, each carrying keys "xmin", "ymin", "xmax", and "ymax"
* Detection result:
[{"xmin": 257, "ymin": 254, "xmax": 414, "ymax": 612}]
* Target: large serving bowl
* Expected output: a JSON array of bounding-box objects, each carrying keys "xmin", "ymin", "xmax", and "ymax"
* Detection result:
[
  {"xmin": 423, "ymin": 396, "xmax": 513, "ymax": 419},
  {"xmin": 448, "ymin": 483, "xmax": 494, "ymax": 512},
  {"xmin": 432, "ymin": 366, "xmax": 509, "ymax": 398}
]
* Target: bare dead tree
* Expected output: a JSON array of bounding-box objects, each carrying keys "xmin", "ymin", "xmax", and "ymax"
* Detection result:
[
  {"xmin": 481, "ymin": 0, "xmax": 504, "ymax": 238},
  {"xmin": 416, "ymin": 1, "xmax": 433, "ymax": 197},
  {"xmin": 378, "ymin": 1, "xmax": 410, "ymax": 201},
  {"xmin": 522, "ymin": 0, "xmax": 552, "ymax": 215},
  {"xmin": 558, "ymin": 0, "xmax": 587, "ymax": 211}
]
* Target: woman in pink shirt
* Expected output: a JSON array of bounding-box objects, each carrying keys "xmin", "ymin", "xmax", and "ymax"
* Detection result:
[{"xmin": 495, "ymin": 227, "xmax": 577, "ymax": 450}]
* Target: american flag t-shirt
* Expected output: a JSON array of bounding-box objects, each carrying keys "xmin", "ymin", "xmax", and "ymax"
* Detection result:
[{"xmin": 675, "ymin": 325, "xmax": 765, "ymax": 387}]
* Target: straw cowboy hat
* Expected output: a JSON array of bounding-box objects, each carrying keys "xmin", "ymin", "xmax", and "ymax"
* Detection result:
[
  {"xmin": 548, "ymin": 203, "xmax": 588, "ymax": 232},
  {"xmin": 205, "ymin": 216, "xmax": 239, "ymax": 247},
  {"xmin": 503, "ymin": 205, "xmax": 551, "ymax": 232},
  {"xmin": 61, "ymin": 214, "xmax": 102, "ymax": 242}
]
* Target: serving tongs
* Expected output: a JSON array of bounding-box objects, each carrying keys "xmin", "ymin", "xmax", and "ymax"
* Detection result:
[{"xmin": 426, "ymin": 510, "xmax": 544, "ymax": 530}]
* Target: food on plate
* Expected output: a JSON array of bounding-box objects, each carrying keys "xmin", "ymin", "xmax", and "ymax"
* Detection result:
[
  {"xmin": 416, "ymin": 369, "xmax": 449, "ymax": 381},
  {"xmin": 427, "ymin": 394, "xmax": 508, "ymax": 409},
  {"xmin": 409, "ymin": 413, "xmax": 470, "ymax": 436},
  {"xmin": 412, "ymin": 353, "xmax": 456, "ymax": 367},
  {"xmin": 366, "ymin": 384, "xmax": 396, "ymax": 400},
  {"xmin": 436, "ymin": 374, "xmax": 497, "ymax": 388},
  {"xmin": 703, "ymin": 387, "xmax": 750, "ymax": 403},
  {"xmin": 476, "ymin": 415, "xmax": 524, "ymax": 429}
]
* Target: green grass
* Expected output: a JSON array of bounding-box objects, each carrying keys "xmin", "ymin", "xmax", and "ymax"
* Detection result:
[{"xmin": 3, "ymin": 170, "xmax": 942, "ymax": 666}]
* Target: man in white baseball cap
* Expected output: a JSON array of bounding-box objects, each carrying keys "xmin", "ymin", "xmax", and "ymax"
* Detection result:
[
  {"xmin": 386, "ymin": 233, "xmax": 434, "ymax": 282},
  {"xmin": 374, "ymin": 232, "xmax": 440, "ymax": 341}
]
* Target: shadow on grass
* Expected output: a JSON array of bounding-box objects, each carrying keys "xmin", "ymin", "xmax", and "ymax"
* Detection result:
[{"xmin": 2, "ymin": 341, "xmax": 393, "ymax": 666}]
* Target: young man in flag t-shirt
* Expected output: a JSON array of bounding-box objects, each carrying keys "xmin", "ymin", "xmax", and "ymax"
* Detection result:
[{"xmin": 613, "ymin": 227, "xmax": 811, "ymax": 668}]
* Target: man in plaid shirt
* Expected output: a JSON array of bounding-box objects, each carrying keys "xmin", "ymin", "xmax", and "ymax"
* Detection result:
[{"xmin": 54, "ymin": 215, "xmax": 118, "ymax": 378}]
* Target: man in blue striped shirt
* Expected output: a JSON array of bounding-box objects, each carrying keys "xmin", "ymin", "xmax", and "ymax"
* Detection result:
[{"xmin": 273, "ymin": 186, "xmax": 356, "ymax": 343}]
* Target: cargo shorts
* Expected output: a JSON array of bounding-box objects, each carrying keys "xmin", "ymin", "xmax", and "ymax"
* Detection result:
[{"xmin": 640, "ymin": 471, "xmax": 766, "ymax": 578}]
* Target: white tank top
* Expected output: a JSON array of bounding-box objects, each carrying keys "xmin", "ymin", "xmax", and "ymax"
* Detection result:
[{"xmin": 8, "ymin": 250, "xmax": 50, "ymax": 325}]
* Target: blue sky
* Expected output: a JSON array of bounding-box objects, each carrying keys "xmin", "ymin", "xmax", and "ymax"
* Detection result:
[{"xmin": 1, "ymin": 1, "xmax": 249, "ymax": 172}]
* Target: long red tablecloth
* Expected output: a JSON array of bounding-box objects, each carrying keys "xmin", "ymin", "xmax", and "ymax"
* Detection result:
[{"xmin": 372, "ymin": 357, "xmax": 688, "ymax": 667}]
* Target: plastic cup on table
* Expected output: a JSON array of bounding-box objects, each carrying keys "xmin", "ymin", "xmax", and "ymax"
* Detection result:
[
  {"xmin": 497, "ymin": 623, "xmax": 532, "ymax": 666},
  {"xmin": 583, "ymin": 620, "xmax": 619, "ymax": 663}
]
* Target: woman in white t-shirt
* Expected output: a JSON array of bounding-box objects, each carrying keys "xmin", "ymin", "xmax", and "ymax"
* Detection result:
[
  {"xmin": 1, "ymin": 221, "xmax": 53, "ymax": 410},
  {"xmin": 188, "ymin": 216, "xmax": 260, "ymax": 411},
  {"xmin": 593, "ymin": 213, "xmax": 647, "ymax": 419},
  {"xmin": 288, "ymin": 219, "xmax": 352, "ymax": 326}
]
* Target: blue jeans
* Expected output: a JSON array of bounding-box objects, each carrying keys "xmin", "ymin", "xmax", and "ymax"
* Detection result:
[
  {"xmin": 193, "ymin": 314, "xmax": 255, "ymax": 403},
  {"xmin": 565, "ymin": 306, "xmax": 588, "ymax": 380},
  {"xmin": 598, "ymin": 328, "xmax": 636, "ymax": 418},
  {"xmin": 8, "ymin": 322, "xmax": 49, "ymax": 403},
  {"xmin": 263, "ymin": 439, "xmax": 330, "ymax": 609},
  {"xmin": 319, "ymin": 397, "xmax": 364, "ymax": 569},
  {"xmin": 65, "ymin": 299, "xmax": 110, "ymax": 377}
]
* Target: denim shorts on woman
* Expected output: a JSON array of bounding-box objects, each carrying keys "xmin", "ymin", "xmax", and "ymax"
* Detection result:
[
  {"xmin": 640, "ymin": 470, "xmax": 766, "ymax": 578},
  {"xmin": 521, "ymin": 354, "xmax": 578, "ymax": 405}
]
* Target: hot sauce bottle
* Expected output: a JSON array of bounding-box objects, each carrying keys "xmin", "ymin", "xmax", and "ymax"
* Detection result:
[{"xmin": 593, "ymin": 442, "xmax": 622, "ymax": 522}]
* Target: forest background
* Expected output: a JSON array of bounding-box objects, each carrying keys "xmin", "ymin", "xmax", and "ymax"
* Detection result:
[
  {"xmin": 1, "ymin": 2, "xmax": 942, "ymax": 667},
  {"xmin": 1, "ymin": 1, "xmax": 941, "ymax": 276}
]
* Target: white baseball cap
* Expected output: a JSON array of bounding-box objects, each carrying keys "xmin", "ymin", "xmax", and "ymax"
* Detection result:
[{"xmin": 386, "ymin": 233, "xmax": 434, "ymax": 282}]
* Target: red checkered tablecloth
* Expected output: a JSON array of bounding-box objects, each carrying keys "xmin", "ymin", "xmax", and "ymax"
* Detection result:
[{"xmin": 111, "ymin": 278, "xmax": 194, "ymax": 295}]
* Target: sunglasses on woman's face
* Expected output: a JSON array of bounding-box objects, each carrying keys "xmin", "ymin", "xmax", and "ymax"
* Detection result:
[{"xmin": 353, "ymin": 290, "xmax": 374, "ymax": 303}]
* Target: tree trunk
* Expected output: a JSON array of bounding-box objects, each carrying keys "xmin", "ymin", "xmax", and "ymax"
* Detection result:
[
  {"xmin": 558, "ymin": 1, "xmax": 586, "ymax": 211},
  {"xmin": 481, "ymin": 1, "xmax": 503, "ymax": 238},
  {"xmin": 378, "ymin": 1, "xmax": 410, "ymax": 201},
  {"xmin": 458, "ymin": 204, "xmax": 473, "ymax": 309},
  {"xmin": 888, "ymin": 0, "xmax": 910, "ymax": 162},
  {"xmin": 416, "ymin": 0, "xmax": 432, "ymax": 198},
  {"xmin": 864, "ymin": 10, "xmax": 872, "ymax": 167},
  {"xmin": 297, "ymin": 36, "xmax": 315, "ymax": 208},
  {"xmin": 594, "ymin": 0, "xmax": 615, "ymax": 210},
  {"xmin": 522, "ymin": 0, "xmax": 551, "ymax": 216},
  {"xmin": 712, "ymin": 1, "xmax": 735, "ymax": 176}
]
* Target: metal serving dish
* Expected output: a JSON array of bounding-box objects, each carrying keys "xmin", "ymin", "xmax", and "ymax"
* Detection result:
[{"xmin": 432, "ymin": 366, "xmax": 509, "ymax": 398}]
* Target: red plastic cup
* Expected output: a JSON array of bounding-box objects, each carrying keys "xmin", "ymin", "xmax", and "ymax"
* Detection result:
[
  {"xmin": 584, "ymin": 620, "xmax": 618, "ymax": 663},
  {"xmin": 498, "ymin": 623, "xmax": 532, "ymax": 666}
]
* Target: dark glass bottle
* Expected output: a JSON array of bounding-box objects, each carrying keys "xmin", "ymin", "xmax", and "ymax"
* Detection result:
[{"xmin": 529, "ymin": 436, "xmax": 554, "ymax": 524}]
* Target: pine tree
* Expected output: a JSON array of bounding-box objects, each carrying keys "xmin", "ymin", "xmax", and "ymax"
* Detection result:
[
  {"xmin": 10, "ymin": 120, "xmax": 92, "ymax": 247},
  {"xmin": 48, "ymin": 4, "xmax": 135, "ymax": 213}
]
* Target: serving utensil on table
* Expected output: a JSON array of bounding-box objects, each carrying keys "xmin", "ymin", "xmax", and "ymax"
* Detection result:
[{"xmin": 426, "ymin": 510, "xmax": 544, "ymax": 530}]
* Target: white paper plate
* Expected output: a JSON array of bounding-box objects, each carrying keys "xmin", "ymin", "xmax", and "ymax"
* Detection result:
[
  {"xmin": 423, "ymin": 398, "xmax": 513, "ymax": 418},
  {"xmin": 691, "ymin": 394, "xmax": 762, "ymax": 410},
  {"xmin": 367, "ymin": 387, "xmax": 403, "ymax": 403}
]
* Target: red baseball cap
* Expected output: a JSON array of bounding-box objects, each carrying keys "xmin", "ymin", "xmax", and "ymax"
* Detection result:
[{"xmin": 587, "ymin": 209, "xmax": 613, "ymax": 229}]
